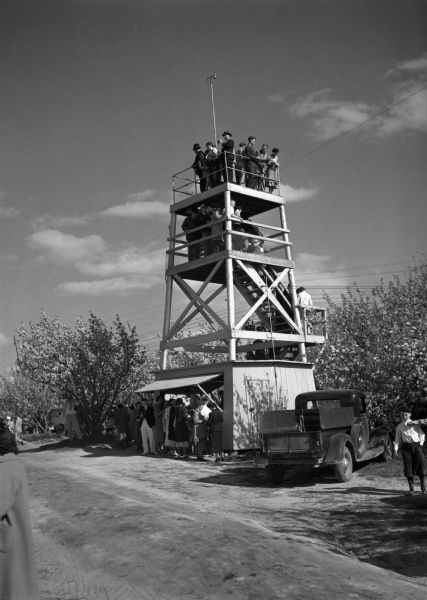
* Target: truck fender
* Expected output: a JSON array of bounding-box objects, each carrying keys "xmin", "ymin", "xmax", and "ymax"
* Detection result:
[{"xmin": 323, "ymin": 434, "xmax": 353, "ymax": 465}]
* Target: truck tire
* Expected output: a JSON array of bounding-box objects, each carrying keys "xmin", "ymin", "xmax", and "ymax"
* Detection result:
[
  {"xmin": 351, "ymin": 424, "xmax": 368, "ymax": 457},
  {"xmin": 334, "ymin": 446, "xmax": 353, "ymax": 482},
  {"xmin": 266, "ymin": 465, "xmax": 285, "ymax": 485}
]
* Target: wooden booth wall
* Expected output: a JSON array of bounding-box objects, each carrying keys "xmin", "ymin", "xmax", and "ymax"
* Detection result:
[{"xmin": 223, "ymin": 361, "xmax": 315, "ymax": 450}]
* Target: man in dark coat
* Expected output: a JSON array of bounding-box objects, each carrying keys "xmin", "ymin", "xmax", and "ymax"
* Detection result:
[
  {"xmin": 235, "ymin": 141, "xmax": 246, "ymax": 185},
  {"xmin": 220, "ymin": 131, "xmax": 235, "ymax": 183},
  {"xmin": 244, "ymin": 136, "xmax": 259, "ymax": 189},
  {"xmin": 182, "ymin": 207, "xmax": 201, "ymax": 261},
  {"xmin": 191, "ymin": 143, "xmax": 208, "ymax": 192}
]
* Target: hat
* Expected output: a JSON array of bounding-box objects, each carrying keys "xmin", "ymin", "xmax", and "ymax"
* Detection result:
[
  {"xmin": 193, "ymin": 143, "xmax": 201, "ymax": 150},
  {"xmin": 222, "ymin": 131, "xmax": 232, "ymax": 137}
]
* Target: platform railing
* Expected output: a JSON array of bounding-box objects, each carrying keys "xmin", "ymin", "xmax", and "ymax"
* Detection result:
[
  {"xmin": 297, "ymin": 306, "xmax": 328, "ymax": 339},
  {"xmin": 172, "ymin": 150, "xmax": 281, "ymax": 204},
  {"xmin": 168, "ymin": 214, "xmax": 291, "ymax": 265}
]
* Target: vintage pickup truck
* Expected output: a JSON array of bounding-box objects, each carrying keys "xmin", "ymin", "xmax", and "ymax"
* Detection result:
[{"xmin": 259, "ymin": 389, "xmax": 392, "ymax": 483}]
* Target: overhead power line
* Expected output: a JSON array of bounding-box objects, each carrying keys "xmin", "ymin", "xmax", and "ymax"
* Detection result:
[{"xmin": 282, "ymin": 84, "xmax": 427, "ymax": 170}]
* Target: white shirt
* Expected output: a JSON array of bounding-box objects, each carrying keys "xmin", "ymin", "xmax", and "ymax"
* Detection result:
[
  {"xmin": 200, "ymin": 404, "xmax": 211, "ymax": 419},
  {"xmin": 394, "ymin": 421, "xmax": 425, "ymax": 453},
  {"xmin": 297, "ymin": 290, "xmax": 313, "ymax": 307}
]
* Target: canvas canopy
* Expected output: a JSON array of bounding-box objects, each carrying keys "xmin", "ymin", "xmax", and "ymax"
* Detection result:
[{"xmin": 136, "ymin": 374, "xmax": 222, "ymax": 394}]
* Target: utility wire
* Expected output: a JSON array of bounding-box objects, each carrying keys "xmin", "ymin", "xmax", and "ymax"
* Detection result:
[{"xmin": 282, "ymin": 84, "xmax": 427, "ymax": 170}]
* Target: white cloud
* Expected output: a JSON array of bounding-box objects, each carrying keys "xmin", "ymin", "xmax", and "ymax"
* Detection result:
[
  {"xmin": 267, "ymin": 93, "xmax": 284, "ymax": 103},
  {"xmin": 290, "ymin": 89, "xmax": 373, "ymax": 140},
  {"xmin": 56, "ymin": 275, "xmax": 163, "ymax": 297},
  {"xmin": 75, "ymin": 247, "xmax": 165, "ymax": 278},
  {"xmin": 291, "ymin": 53, "xmax": 427, "ymax": 140},
  {"xmin": 0, "ymin": 192, "xmax": 21, "ymax": 219},
  {"xmin": 27, "ymin": 230, "xmax": 106, "ymax": 263},
  {"xmin": 27, "ymin": 229, "xmax": 165, "ymax": 296},
  {"xmin": 377, "ymin": 81, "xmax": 427, "ymax": 136},
  {"xmin": 0, "ymin": 254, "xmax": 18, "ymax": 262},
  {"xmin": 31, "ymin": 214, "xmax": 92, "ymax": 230},
  {"xmin": 0, "ymin": 332, "xmax": 11, "ymax": 347},
  {"xmin": 385, "ymin": 52, "xmax": 427, "ymax": 77},
  {"xmin": 294, "ymin": 253, "xmax": 351, "ymax": 292},
  {"xmin": 102, "ymin": 190, "xmax": 170, "ymax": 219},
  {"xmin": 280, "ymin": 183, "xmax": 319, "ymax": 202}
]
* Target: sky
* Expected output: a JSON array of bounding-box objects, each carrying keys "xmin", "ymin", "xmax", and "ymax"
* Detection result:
[{"xmin": 0, "ymin": 0, "xmax": 426, "ymax": 373}]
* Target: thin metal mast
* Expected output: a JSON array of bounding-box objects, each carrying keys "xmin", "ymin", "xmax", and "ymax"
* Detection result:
[{"xmin": 206, "ymin": 74, "xmax": 217, "ymax": 143}]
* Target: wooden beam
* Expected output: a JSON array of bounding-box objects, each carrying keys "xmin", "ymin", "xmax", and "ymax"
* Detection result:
[
  {"xmin": 160, "ymin": 329, "xmax": 229, "ymax": 350},
  {"xmin": 174, "ymin": 274, "xmax": 228, "ymax": 330},
  {"xmin": 166, "ymin": 260, "xmax": 224, "ymax": 339}
]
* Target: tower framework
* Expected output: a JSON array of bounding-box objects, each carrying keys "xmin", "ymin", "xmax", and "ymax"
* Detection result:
[{"xmin": 141, "ymin": 168, "xmax": 327, "ymax": 449}]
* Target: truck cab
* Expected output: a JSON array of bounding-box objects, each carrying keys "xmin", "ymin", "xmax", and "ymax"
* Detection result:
[{"xmin": 259, "ymin": 389, "xmax": 392, "ymax": 483}]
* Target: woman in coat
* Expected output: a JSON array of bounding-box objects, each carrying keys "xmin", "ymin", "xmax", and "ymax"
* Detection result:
[{"xmin": 0, "ymin": 420, "xmax": 39, "ymax": 599}]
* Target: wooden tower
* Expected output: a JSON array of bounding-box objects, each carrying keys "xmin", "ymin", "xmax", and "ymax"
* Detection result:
[{"xmin": 141, "ymin": 166, "xmax": 327, "ymax": 450}]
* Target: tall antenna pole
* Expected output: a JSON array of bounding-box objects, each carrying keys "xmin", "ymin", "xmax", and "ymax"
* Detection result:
[{"xmin": 206, "ymin": 74, "xmax": 217, "ymax": 143}]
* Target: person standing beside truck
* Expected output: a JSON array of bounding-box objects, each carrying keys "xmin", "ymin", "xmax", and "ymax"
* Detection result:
[{"xmin": 394, "ymin": 406, "xmax": 426, "ymax": 496}]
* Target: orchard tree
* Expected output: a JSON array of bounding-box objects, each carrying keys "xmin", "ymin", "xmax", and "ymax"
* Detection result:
[
  {"xmin": 15, "ymin": 312, "xmax": 151, "ymax": 435},
  {"xmin": 312, "ymin": 260, "xmax": 427, "ymax": 424},
  {"xmin": 0, "ymin": 372, "xmax": 60, "ymax": 433}
]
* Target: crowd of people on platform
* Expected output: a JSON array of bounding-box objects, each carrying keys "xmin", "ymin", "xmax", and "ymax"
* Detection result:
[
  {"xmin": 191, "ymin": 132, "xmax": 280, "ymax": 193},
  {"xmin": 105, "ymin": 391, "xmax": 225, "ymax": 463},
  {"xmin": 181, "ymin": 199, "xmax": 265, "ymax": 261}
]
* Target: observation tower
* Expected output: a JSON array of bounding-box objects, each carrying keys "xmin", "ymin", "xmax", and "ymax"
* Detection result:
[{"xmin": 140, "ymin": 155, "xmax": 327, "ymax": 450}]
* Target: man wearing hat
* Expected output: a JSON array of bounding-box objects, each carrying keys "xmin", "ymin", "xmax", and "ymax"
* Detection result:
[
  {"xmin": 244, "ymin": 136, "xmax": 259, "ymax": 189},
  {"xmin": 191, "ymin": 143, "xmax": 208, "ymax": 193},
  {"xmin": 219, "ymin": 131, "xmax": 235, "ymax": 184},
  {"xmin": 394, "ymin": 406, "xmax": 426, "ymax": 496}
]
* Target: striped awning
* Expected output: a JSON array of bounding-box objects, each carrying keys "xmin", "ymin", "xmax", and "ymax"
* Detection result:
[{"xmin": 136, "ymin": 373, "xmax": 222, "ymax": 394}]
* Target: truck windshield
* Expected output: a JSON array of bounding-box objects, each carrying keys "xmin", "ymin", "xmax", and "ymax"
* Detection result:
[{"xmin": 304, "ymin": 399, "xmax": 341, "ymax": 410}]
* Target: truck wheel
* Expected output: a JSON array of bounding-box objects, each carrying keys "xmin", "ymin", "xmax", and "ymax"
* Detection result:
[
  {"xmin": 351, "ymin": 424, "xmax": 368, "ymax": 457},
  {"xmin": 266, "ymin": 465, "xmax": 285, "ymax": 485},
  {"xmin": 379, "ymin": 435, "xmax": 393, "ymax": 463},
  {"xmin": 334, "ymin": 446, "xmax": 353, "ymax": 482}
]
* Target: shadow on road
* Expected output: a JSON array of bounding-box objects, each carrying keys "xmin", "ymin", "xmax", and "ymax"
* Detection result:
[
  {"xmin": 192, "ymin": 465, "xmax": 336, "ymax": 489},
  {"xmin": 274, "ymin": 486, "xmax": 427, "ymax": 580}
]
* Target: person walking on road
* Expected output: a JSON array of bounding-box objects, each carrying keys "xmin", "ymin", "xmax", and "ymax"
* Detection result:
[
  {"xmin": 0, "ymin": 418, "xmax": 39, "ymax": 600},
  {"xmin": 394, "ymin": 406, "xmax": 426, "ymax": 496}
]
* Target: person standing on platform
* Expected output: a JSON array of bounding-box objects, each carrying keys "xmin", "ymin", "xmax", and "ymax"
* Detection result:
[
  {"xmin": 220, "ymin": 131, "xmax": 235, "ymax": 183},
  {"xmin": 296, "ymin": 286, "xmax": 313, "ymax": 307},
  {"xmin": 235, "ymin": 141, "xmax": 247, "ymax": 185},
  {"xmin": 257, "ymin": 143, "xmax": 269, "ymax": 191},
  {"xmin": 191, "ymin": 143, "xmax": 208, "ymax": 193},
  {"xmin": 205, "ymin": 142, "xmax": 220, "ymax": 188},
  {"xmin": 244, "ymin": 136, "xmax": 259, "ymax": 189},
  {"xmin": 197, "ymin": 204, "xmax": 211, "ymax": 257},
  {"xmin": 182, "ymin": 207, "xmax": 201, "ymax": 261},
  {"xmin": 267, "ymin": 147, "xmax": 280, "ymax": 193}
]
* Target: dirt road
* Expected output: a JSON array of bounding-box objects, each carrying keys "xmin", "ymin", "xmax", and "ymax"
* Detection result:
[{"xmin": 22, "ymin": 442, "xmax": 427, "ymax": 600}]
